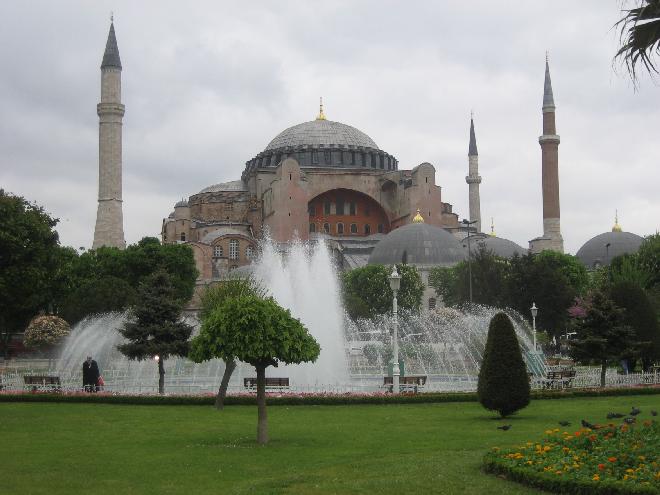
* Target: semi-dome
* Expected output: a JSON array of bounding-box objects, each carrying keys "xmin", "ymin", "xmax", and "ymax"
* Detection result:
[
  {"xmin": 466, "ymin": 234, "xmax": 527, "ymax": 258},
  {"xmin": 265, "ymin": 119, "xmax": 379, "ymax": 151},
  {"xmin": 198, "ymin": 180, "xmax": 248, "ymax": 194},
  {"xmin": 174, "ymin": 199, "xmax": 189, "ymax": 207},
  {"xmin": 369, "ymin": 222, "xmax": 466, "ymax": 266},
  {"xmin": 576, "ymin": 231, "xmax": 643, "ymax": 269}
]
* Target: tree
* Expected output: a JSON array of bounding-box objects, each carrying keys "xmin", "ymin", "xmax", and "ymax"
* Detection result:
[
  {"xmin": 196, "ymin": 276, "xmax": 268, "ymax": 409},
  {"xmin": 505, "ymin": 252, "xmax": 588, "ymax": 337},
  {"xmin": 0, "ymin": 190, "xmax": 61, "ymax": 358},
  {"xmin": 117, "ymin": 271, "xmax": 193, "ymax": 394},
  {"xmin": 616, "ymin": 0, "xmax": 660, "ymax": 81},
  {"xmin": 23, "ymin": 315, "xmax": 71, "ymax": 352},
  {"xmin": 610, "ymin": 281, "xmax": 659, "ymax": 369},
  {"xmin": 569, "ymin": 291, "xmax": 637, "ymax": 387},
  {"xmin": 59, "ymin": 276, "xmax": 138, "ymax": 324},
  {"xmin": 477, "ymin": 312, "xmax": 530, "ymax": 418},
  {"xmin": 637, "ymin": 233, "xmax": 660, "ymax": 290},
  {"xmin": 429, "ymin": 245, "xmax": 508, "ymax": 307},
  {"xmin": 608, "ymin": 253, "xmax": 652, "ymax": 289},
  {"xmin": 190, "ymin": 295, "xmax": 320, "ymax": 444},
  {"xmin": 341, "ymin": 264, "xmax": 424, "ymax": 319}
]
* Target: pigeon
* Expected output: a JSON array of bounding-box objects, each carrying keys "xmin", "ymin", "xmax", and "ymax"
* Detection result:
[
  {"xmin": 607, "ymin": 412, "xmax": 625, "ymax": 419},
  {"xmin": 630, "ymin": 407, "xmax": 641, "ymax": 416},
  {"xmin": 558, "ymin": 420, "xmax": 571, "ymax": 427},
  {"xmin": 581, "ymin": 419, "xmax": 597, "ymax": 429},
  {"xmin": 624, "ymin": 417, "xmax": 636, "ymax": 425},
  {"xmin": 497, "ymin": 425, "xmax": 512, "ymax": 431},
  {"xmin": 651, "ymin": 410, "xmax": 658, "ymax": 417}
]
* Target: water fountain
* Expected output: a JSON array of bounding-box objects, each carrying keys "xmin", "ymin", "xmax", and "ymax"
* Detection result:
[{"xmin": 52, "ymin": 238, "xmax": 544, "ymax": 394}]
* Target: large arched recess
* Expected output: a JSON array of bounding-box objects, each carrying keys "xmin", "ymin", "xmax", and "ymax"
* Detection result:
[{"xmin": 307, "ymin": 188, "xmax": 391, "ymax": 237}]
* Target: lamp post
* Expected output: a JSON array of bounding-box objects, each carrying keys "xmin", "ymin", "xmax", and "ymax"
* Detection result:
[
  {"xmin": 605, "ymin": 242, "xmax": 611, "ymax": 265},
  {"xmin": 530, "ymin": 302, "xmax": 538, "ymax": 353},
  {"xmin": 462, "ymin": 219, "xmax": 477, "ymax": 302},
  {"xmin": 388, "ymin": 265, "xmax": 402, "ymax": 394}
]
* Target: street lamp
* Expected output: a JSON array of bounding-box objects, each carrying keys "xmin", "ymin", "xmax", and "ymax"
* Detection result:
[
  {"xmin": 462, "ymin": 219, "xmax": 477, "ymax": 302},
  {"xmin": 530, "ymin": 302, "xmax": 538, "ymax": 352},
  {"xmin": 388, "ymin": 265, "xmax": 402, "ymax": 395},
  {"xmin": 605, "ymin": 242, "xmax": 611, "ymax": 265}
]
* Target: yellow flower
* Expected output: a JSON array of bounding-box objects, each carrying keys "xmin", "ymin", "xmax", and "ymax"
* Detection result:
[
  {"xmin": 592, "ymin": 474, "xmax": 600, "ymax": 481},
  {"xmin": 626, "ymin": 469, "xmax": 635, "ymax": 474},
  {"xmin": 638, "ymin": 456, "xmax": 646, "ymax": 461},
  {"xmin": 545, "ymin": 430, "xmax": 553, "ymax": 435}
]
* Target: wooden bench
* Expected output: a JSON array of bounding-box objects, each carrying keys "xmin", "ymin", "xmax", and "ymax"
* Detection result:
[
  {"xmin": 23, "ymin": 375, "xmax": 61, "ymax": 392},
  {"xmin": 243, "ymin": 377, "xmax": 290, "ymax": 391},
  {"xmin": 383, "ymin": 375, "xmax": 427, "ymax": 393},
  {"xmin": 543, "ymin": 369, "xmax": 575, "ymax": 389}
]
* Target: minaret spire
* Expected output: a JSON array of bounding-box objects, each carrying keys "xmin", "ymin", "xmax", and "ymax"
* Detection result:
[
  {"xmin": 93, "ymin": 21, "xmax": 126, "ymax": 249},
  {"xmin": 316, "ymin": 97, "xmax": 326, "ymax": 120},
  {"xmin": 612, "ymin": 210, "xmax": 622, "ymax": 232},
  {"xmin": 466, "ymin": 114, "xmax": 482, "ymax": 232},
  {"xmin": 530, "ymin": 54, "xmax": 563, "ymax": 253}
]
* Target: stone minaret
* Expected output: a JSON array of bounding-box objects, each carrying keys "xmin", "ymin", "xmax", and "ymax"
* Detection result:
[
  {"xmin": 465, "ymin": 115, "xmax": 482, "ymax": 233},
  {"xmin": 92, "ymin": 22, "xmax": 126, "ymax": 249},
  {"xmin": 530, "ymin": 56, "xmax": 563, "ymax": 253}
]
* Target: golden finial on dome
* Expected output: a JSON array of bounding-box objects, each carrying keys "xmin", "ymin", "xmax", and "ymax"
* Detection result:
[
  {"xmin": 412, "ymin": 209, "xmax": 424, "ymax": 223},
  {"xmin": 490, "ymin": 217, "xmax": 496, "ymax": 237},
  {"xmin": 316, "ymin": 97, "xmax": 326, "ymax": 120},
  {"xmin": 612, "ymin": 210, "xmax": 622, "ymax": 232}
]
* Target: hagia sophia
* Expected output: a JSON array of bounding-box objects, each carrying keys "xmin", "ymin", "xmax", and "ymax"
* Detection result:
[{"xmin": 92, "ymin": 22, "xmax": 645, "ymax": 308}]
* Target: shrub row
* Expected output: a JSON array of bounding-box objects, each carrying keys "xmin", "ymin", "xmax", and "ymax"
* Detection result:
[
  {"xmin": 0, "ymin": 386, "xmax": 658, "ymax": 407},
  {"xmin": 483, "ymin": 457, "xmax": 659, "ymax": 495}
]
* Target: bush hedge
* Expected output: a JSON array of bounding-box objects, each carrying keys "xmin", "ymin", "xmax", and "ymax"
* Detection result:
[{"xmin": 0, "ymin": 386, "xmax": 658, "ymax": 406}]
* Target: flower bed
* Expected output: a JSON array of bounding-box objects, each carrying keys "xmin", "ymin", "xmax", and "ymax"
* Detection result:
[{"xmin": 484, "ymin": 420, "xmax": 660, "ymax": 494}]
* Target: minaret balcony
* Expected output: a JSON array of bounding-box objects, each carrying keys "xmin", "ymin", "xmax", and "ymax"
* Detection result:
[
  {"xmin": 465, "ymin": 175, "xmax": 482, "ymax": 184},
  {"xmin": 538, "ymin": 134, "xmax": 560, "ymax": 145}
]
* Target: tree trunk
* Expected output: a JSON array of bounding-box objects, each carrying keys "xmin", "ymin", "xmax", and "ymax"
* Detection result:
[
  {"xmin": 158, "ymin": 358, "xmax": 165, "ymax": 395},
  {"xmin": 600, "ymin": 360, "xmax": 607, "ymax": 388},
  {"xmin": 256, "ymin": 364, "xmax": 268, "ymax": 445},
  {"xmin": 215, "ymin": 359, "xmax": 236, "ymax": 410}
]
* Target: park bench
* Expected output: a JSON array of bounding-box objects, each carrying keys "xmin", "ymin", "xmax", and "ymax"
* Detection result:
[
  {"xmin": 23, "ymin": 375, "xmax": 61, "ymax": 392},
  {"xmin": 243, "ymin": 377, "xmax": 290, "ymax": 392},
  {"xmin": 383, "ymin": 375, "xmax": 427, "ymax": 393},
  {"xmin": 543, "ymin": 369, "xmax": 575, "ymax": 389}
]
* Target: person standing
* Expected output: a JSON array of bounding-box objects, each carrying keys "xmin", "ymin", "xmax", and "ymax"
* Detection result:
[{"xmin": 82, "ymin": 356, "xmax": 100, "ymax": 392}]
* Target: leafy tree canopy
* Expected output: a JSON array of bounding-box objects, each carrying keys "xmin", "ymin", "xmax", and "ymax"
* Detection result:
[
  {"xmin": 616, "ymin": 0, "xmax": 660, "ymax": 82},
  {"xmin": 341, "ymin": 264, "xmax": 424, "ymax": 319}
]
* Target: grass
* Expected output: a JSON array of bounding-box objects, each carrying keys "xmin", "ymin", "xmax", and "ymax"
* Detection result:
[{"xmin": 1, "ymin": 395, "xmax": 658, "ymax": 494}]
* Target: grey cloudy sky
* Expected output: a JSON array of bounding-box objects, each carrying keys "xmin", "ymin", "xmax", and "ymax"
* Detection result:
[{"xmin": 1, "ymin": 1, "xmax": 658, "ymax": 254}]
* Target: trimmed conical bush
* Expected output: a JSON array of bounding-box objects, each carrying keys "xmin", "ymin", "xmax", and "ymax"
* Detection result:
[{"xmin": 477, "ymin": 312, "xmax": 530, "ymax": 417}]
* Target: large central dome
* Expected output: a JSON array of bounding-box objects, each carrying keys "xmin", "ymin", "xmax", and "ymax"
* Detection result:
[{"xmin": 265, "ymin": 119, "xmax": 379, "ymax": 151}]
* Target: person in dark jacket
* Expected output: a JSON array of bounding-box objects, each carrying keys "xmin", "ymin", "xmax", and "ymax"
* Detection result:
[{"xmin": 82, "ymin": 356, "xmax": 100, "ymax": 392}]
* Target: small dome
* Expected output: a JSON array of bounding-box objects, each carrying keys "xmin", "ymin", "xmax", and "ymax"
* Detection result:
[
  {"xmin": 369, "ymin": 223, "xmax": 465, "ymax": 266},
  {"xmin": 265, "ymin": 119, "xmax": 379, "ymax": 151},
  {"xmin": 175, "ymin": 199, "xmax": 188, "ymax": 208},
  {"xmin": 466, "ymin": 235, "xmax": 528, "ymax": 258},
  {"xmin": 198, "ymin": 180, "xmax": 247, "ymax": 194},
  {"xmin": 576, "ymin": 231, "xmax": 643, "ymax": 269}
]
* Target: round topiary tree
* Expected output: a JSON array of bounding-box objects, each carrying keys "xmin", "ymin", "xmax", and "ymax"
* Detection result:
[
  {"xmin": 23, "ymin": 314, "xmax": 71, "ymax": 350},
  {"xmin": 477, "ymin": 312, "xmax": 530, "ymax": 418}
]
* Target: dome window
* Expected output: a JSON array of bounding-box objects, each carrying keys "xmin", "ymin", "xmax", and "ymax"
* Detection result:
[
  {"xmin": 377, "ymin": 224, "xmax": 384, "ymax": 234},
  {"xmin": 350, "ymin": 223, "xmax": 358, "ymax": 234},
  {"xmin": 229, "ymin": 239, "xmax": 239, "ymax": 260},
  {"xmin": 351, "ymin": 152, "xmax": 356, "ymax": 165},
  {"xmin": 323, "ymin": 223, "xmax": 330, "ymax": 234},
  {"xmin": 337, "ymin": 223, "xmax": 344, "ymax": 235},
  {"xmin": 246, "ymin": 246, "xmax": 254, "ymax": 260},
  {"xmin": 312, "ymin": 151, "xmax": 319, "ymax": 164},
  {"xmin": 324, "ymin": 151, "xmax": 331, "ymax": 164},
  {"xmin": 309, "ymin": 223, "xmax": 316, "ymax": 233},
  {"xmin": 349, "ymin": 202, "xmax": 356, "ymax": 215},
  {"xmin": 361, "ymin": 153, "xmax": 367, "ymax": 167},
  {"xmin": 324, "ymin": 201, "xmax": 331, "ymax": 215},
  {"xmin": 213, "ymin": 245, "xmax": 223, "ymax": 258},
  {"xmin": 336, "ymin": 197, "xmax": 345, "ymax": 215},
  {"xmin": 364, "ymin": 224, "xmax": 371, "ymax": 235}
]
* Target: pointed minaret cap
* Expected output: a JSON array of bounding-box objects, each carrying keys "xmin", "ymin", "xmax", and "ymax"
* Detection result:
[
  {"xmin": 101, "ymin": 22, "xmax": 122, "ymax": 69},
  {"xmin": 490, "ymin": 217, "xmax": 496, "ymax": 237},
  {"xmin": 612, "ymin": 210, "xmax": 622, "ymax": 232},
  {"xmin": 469, "ymin": 114, "xmax": 478, "ymax": 156},
  {"xmin": 543, "ymin": 53, "xmax": 555, "ymax": 111}
]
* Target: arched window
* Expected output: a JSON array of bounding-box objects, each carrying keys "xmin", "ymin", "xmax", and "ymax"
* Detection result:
[
  {"xmin": 324, "ymin": 150, "xmax": 331, "ymax": 164},
  {"xmin": 309, "ymin": 223, "xmax": 316, "ymax": 233},
  {"xmin": 323, "ymin": 223, "xmax": 330, "ymax": 234},
  {"xmin": 377, "ymin": 224, "xmax": 384, "ymax": 233},
  {"xmin": 246, "ymin": 245, "xmax": 254, "ymax": 260},
  {"xmin": 180, "ymin": 232, "xmax": 186, "ymax": 242},
  {"xmin": 350, "ymin": 223, "xmax": 358, "ymax": 234},
  {"xmin": 213, "ymin": 245, "xmax": 223, "ymax": 258},
  {"xmin": 364, "ymin": 224, "xmax": 371, "ymax": 235},
  {"xmin": 324, "ymin": 201, "xmax": 331, "ymax": 215},
  {"xmin": 337, "ymin": 223, "xmax": 344, "ymax": 235},
  {"xmin": 229, "ymin": 239, "xmax": 239, "ymax": 260},
  {"xmin": 429, "ymin": 298, "xmax": 437, "ymax": 310}
]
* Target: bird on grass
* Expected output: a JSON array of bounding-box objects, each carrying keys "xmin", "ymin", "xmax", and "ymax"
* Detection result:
[
  {"xmin": 624, "ymin": 417, "xmax": 636, "ymax": 425},
  {"xmin": 651, "ymin": 410, "xmax": 658, "ymax": 417},
  {"xmin": 497, "ymin": 425, "xmax": 512, "ymax": 431},
  {"xmin": 607, "ymin": 412, "xmax": 625, "ymax": 419},
  {"xmin": 630, "ymin": 407, "xmax": 641, "ymax": 416},
  {"xmin": 581, "ymin": 419, "xmax": 597, "ymax": 429},
  {"xmin": 558, "ymin": 421, "xmax": 571, "ymax": 427}
]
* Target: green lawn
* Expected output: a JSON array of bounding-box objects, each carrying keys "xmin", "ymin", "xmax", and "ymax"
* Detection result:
[{"xmin": 1, "ymin": 395, "xmax": 658, "ymax": 494}]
